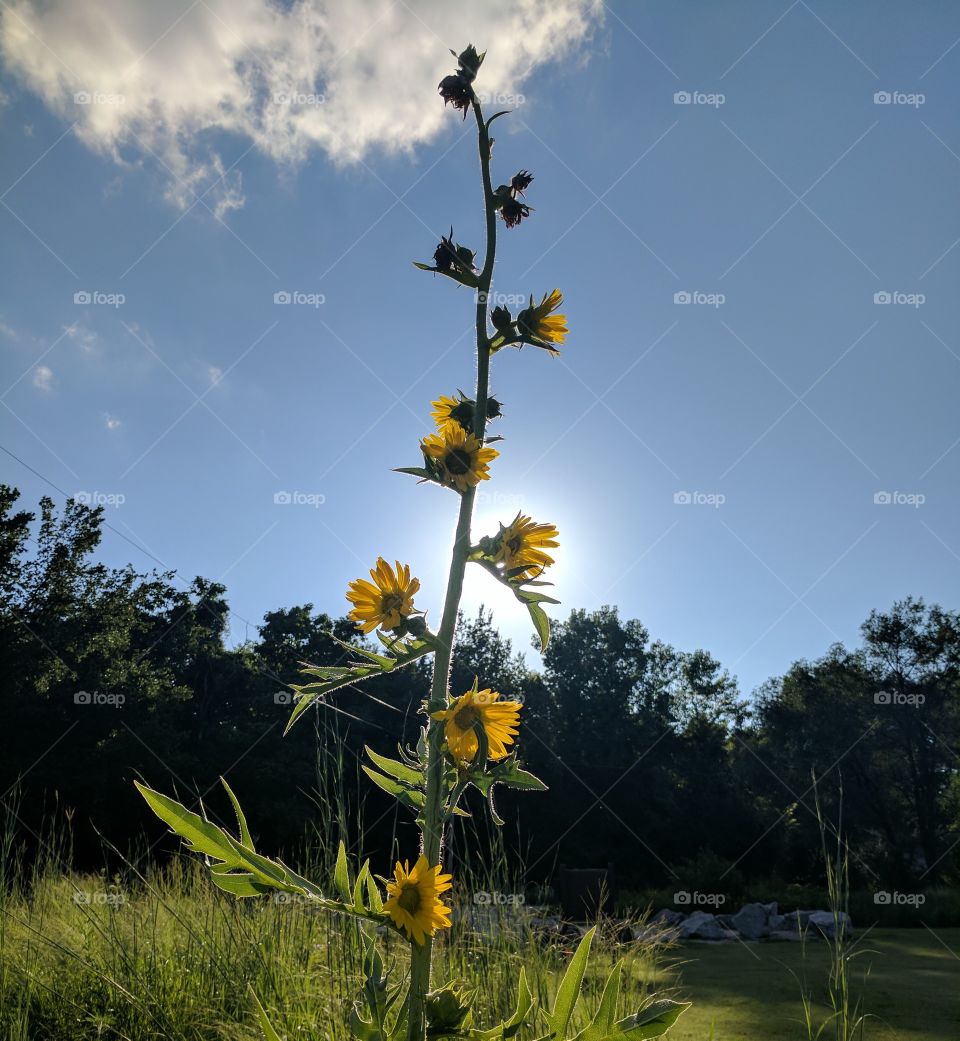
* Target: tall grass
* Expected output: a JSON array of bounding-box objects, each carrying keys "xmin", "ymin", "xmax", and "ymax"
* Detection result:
[{"xmin": 0, "ymin": 722, "xmax": 668, "ymax": 1040}]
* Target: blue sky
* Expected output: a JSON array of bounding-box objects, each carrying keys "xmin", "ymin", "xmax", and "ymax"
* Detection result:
[{"xmin": 2, "ymin": 0, "xmax": 959, "ymax": 697}]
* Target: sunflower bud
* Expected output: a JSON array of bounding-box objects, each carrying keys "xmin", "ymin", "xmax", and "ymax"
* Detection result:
[
  {"xmin": 490, "ymin": 305, "xmax": 513, "ymax": 333},
  {"xmin": 426, "ymin": 980, "xmax": 473, "ymax": 1033},
  {"xmin": 485, "ymin": 395, "xmax": 503, "ymax": 420},
  {"xmin": 418, "ymin": 229, "xmax": 479, "ymax": 287},
  {"xmin": 454, "ymin": 44, "xmax": 485, "ymax": 83}
]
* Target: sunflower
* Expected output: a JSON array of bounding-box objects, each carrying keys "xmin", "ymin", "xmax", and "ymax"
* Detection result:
[
  {"xmin": 345, "ymin": 557, "xmax": 420, "ymax": 634},
  {"xmin": 517, "ymin": 289, "xmax": 568, "ymax": 350},
  {"xmin": 421, "ymin": 425, "xmax": 498, "ymax": 493},
  {"xmin": 431, "ymin": 685, "xmax": 522, "ymax": 763},
  {"xmin": 383, "ymin": 855, "xmax": 453, "ymax": 945},
  {"xmin": 431, "ymin": 394, "xmax": 469, "ymax": 434},
  {"xmin": 494, "ymin": 513, "xmax": 559, "ymax": 580}
]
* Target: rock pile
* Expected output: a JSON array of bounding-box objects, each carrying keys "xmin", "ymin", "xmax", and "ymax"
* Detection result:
[{"xmin": 643, "ymin": 902, "xmax": 853, "ymax": 942}]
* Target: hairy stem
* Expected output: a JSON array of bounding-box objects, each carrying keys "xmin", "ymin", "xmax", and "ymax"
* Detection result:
[{"xmin": 405, "ymin": 98, "xmax": 497, "ymax": 1041}]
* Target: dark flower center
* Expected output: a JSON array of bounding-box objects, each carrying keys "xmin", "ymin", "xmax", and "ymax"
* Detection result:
[
  {"xmin": 398, "ymin": 883, "xmax": 421, "ymax": 915},
  {"xmin": 380, "ymin": 592, "xmax": 404, "ymax": 616},
  {"xmin": 445, "ymin": 449, "xmax": 473, "ymax": 476},
  {"xmin": 453, "ymin": 705, "xmax": 479, "ymax": 730}
]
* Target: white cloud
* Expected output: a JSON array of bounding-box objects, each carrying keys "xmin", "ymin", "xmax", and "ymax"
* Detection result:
[
  {"xmin": 207, "ymin": 365, "xmax": 223, "ymax": 386},
  {"xmin": 33, "ymin": 364, "xmax": 53, "ymax": 390},
  {"xmin": 63, "ymin": 321, "xmax": 97, "ymax": 352},
  {"xmin": 0, "ymin": 0, "xmax": 600, "ymax": 213},
  {"xmin": 103, "ymin": 412, "xmax": 122, "ymax": 430}
]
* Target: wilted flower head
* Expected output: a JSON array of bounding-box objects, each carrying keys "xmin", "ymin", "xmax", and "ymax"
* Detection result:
[
  {"xmin": 499, "ymin": 196, "xmax": 531, "ymax": 229},
  {"xmin": 510, "ymin": 170, "xmax": 534, "ymax": 195},
  {"xmin": 438, "ymin": 73, "xmax": 473, "ymax": 117}
]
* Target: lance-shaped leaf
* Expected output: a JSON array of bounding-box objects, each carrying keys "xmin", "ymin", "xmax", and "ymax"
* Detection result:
[
  {"xmin": 608, "ymin": 999, "xmax": 692, "ymax": 1040},
  {"xmin": 547, "ymin": 926, "xmax": 595, "ymax": 1039},
  {"xmin": 469, "ymin": 965, "xmax": 533, "ymax": 1040},
  {"xmin": 135, "ymin": 781, "xmax": 382, "ymax": 921},
  {"xmin": 285, "ymin": 635, "xmax": 435, "ymax": 735},
  {"xmin": 468, "ymin": 751, "xmax": 547, "ymax": 826},
  {"xmin": 469, "ymin": 557, "xmax": 558, "ymax": 650},
  {"xmin": 249, "ymin": 986, "xmax": 285, "ymax": 1041}
]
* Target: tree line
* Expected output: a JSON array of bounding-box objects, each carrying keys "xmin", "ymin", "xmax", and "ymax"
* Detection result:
[{"xmin": 2, "ymin": 486, "xmax": 957, "ymax": 893}]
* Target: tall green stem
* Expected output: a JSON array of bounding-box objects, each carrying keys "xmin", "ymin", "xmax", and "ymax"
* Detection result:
[{"xmin": 405, "ymin": 99, "xmax": 497, "ymax": 1041}]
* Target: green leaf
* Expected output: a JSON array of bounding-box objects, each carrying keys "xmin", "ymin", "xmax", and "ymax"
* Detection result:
[
  {"xmin": 249, "ymin": 986, "xmax": 284, "ymax": 1041},
  {"xmin": 365, "ymin": 745, "xmax": 424, "ymax": 787},
  {"xmin": 548, "ymin": 926, "xmax": 595, "ymax": 1040},
  {"xmin": 612, "ymin": 1000, "xmax": 692, "ymax": 1040},
  {"xmin": 220, "ymin": 776, "xmax": 254, "ymax": 851},
  {"xmin": 393, "ymin": 466, "xmax": 433, "ymax": 480},
  {"xmin": 135, "ymin": 782, "xmax": 329, "ymax": 905},
  {"xmin": 526, "ymin": 601, "xmax": 550, "ymax": 651},
  {"xmin": 334, "ymin": 840, "xmax": 352, "ymax": 903},
  {"xmin": 580, "ymin": 962, "xmax": 622, "ymax": 1040},
  {"xmin": 365, "ymin": 868, "xmax": 384, "ymax": 914},
  {"xmin": 362, "ymin": 766, "xmax": 426, "ymax": 813}
]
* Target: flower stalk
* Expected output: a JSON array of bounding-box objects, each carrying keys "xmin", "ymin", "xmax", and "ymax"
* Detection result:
[{"xmin": 406, "ymin": 95, "xmax": 498, "ymax": 1041}]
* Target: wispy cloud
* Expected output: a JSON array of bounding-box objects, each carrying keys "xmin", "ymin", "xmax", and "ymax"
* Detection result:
[
  {"xmin": 1, "ymin": 0, "xmax": 601, "ymax": 213},
  {"xmin": 103, "ymin": 412, "xmax": 121, "ymax": 430},
  {"xmin": 33, "ymin": 364, "xmax": 53, "ymax": 391}
]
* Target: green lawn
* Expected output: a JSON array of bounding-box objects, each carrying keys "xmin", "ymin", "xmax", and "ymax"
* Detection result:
[{"xmin": 660, "ymin": 929, "xmax": 960, "ymax": 1041}]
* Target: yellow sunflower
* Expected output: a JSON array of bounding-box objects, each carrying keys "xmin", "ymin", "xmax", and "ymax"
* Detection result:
[
  {"xmin": 431, "ymin": 685, "xmax": 522, "ymax": 763},
  {"xmin": 494, "ymin": 513, "xmax": 559, "ymax": 580},
  {"xmin": 345, "ymin": 557, "xmax": 420, "ymax": 634},
  {"xmin": 383, "ymin": 855, "xmax": 453, "ymax": 945},
  {"xmin": 421, "ymin": 425, "xmax": 498, "ymax": 493},
  {"xmin": 430, "ymin": 393, "xmax": 468, "ymax": 434},
  {"xmin": 518, "ymin": 288, "xmax": 567, "ymax": 348}
]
